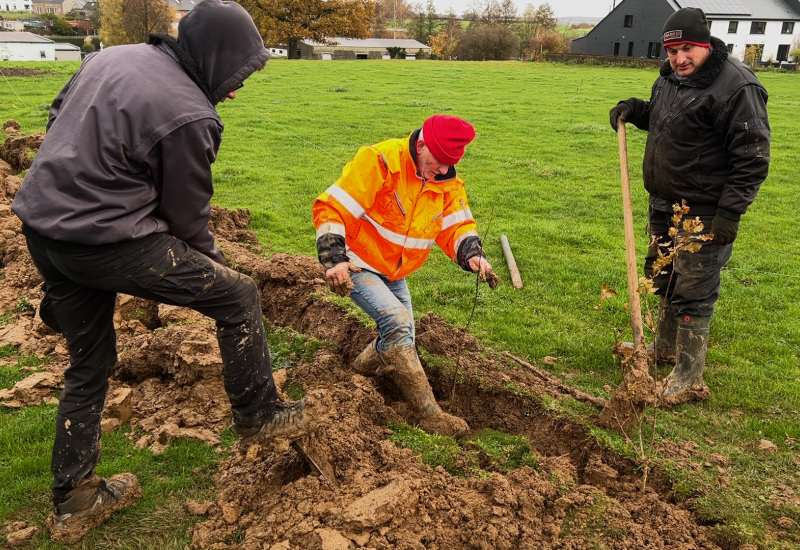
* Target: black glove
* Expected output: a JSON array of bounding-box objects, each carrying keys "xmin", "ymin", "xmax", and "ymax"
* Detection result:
[
  {"xmin": 711, "ymin": 211, "xmax": 740, "ymax": 246},
  {"xmin": 609, "ymin": 102, "xmax": 632, "ymax": 132}
]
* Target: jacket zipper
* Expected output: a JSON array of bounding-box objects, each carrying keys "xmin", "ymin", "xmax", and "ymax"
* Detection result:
[{"xmin": 393, "ymin": 190, "xmax": 406, "ymax": 217}]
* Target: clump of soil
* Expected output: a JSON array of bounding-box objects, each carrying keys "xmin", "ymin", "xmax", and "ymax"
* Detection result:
[{"xmin": 0, "ymin": 124, "xmax": 726, "ymax": 549}]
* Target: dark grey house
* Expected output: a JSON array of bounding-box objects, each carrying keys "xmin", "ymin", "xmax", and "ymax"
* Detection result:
[{"xmin": 571, "ymin": 0, "xmax": 800, "ymax": 64}]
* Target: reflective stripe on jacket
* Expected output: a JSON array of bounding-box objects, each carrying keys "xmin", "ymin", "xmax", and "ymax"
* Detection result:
[{"xmin": 313, "ymin": 132, "xmax": 479, "ymax": 281}]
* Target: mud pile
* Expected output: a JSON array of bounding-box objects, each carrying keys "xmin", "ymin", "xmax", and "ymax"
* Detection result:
[{"xmin": 0, "ymin": 123, "xmax": 724, "ymax": 549}]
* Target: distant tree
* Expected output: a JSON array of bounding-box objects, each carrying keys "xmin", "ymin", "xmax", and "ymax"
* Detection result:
[
  {"xmin": 373, "ymin": 0, "xmax": 412, "ymax": 38},
  {"xmin": 523, "ymin": 27, "xmax": 565, "ymax": 60},
  {"xmin": 456, "ymin": 23, "xmax": 518, "ymax": 60},
  {"xmin": 498, "ymin": 0, "xmax": 517, "ymax": 26},
  {"xmin": 407, "ymin": 0, "xmax": 439, "ymax": 44},
  {"xmin": 40, "ymin": 13, "xmax": 73, "ymax": 35},
  {"xmin": 99, "ymin": 0, "xmax": 174, "ymax": 46},
  {"xmin": 386, "ymin": 46, "xmax": 407, "ymax": 58},
  {"xmin": 429, "ymin": 9, "xmax": 462, "ymax": 59},
  {"xmin": 514, "ymin": 2, "xmax": 557, "ymax": 58},
  {"xmin": 237, "ymin": 0, "xmax": 375, "ymax": 59}
]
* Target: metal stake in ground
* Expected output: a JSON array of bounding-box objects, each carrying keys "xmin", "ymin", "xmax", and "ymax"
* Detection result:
[{"xmin": 598, "ymin": 120, "xmax": 655, "ymax": 431}]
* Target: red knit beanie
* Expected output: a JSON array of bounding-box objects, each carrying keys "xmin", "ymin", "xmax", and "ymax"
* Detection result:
[{"xmin": 422, "ymin": 115, "xmax": 476, "ymax": 165}]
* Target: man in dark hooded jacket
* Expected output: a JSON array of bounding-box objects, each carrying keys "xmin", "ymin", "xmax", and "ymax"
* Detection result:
[
  {"xmin": 609, "ymin": 7, "xmax": 770, "ymax": 404},
  {"xmin": 12, "ymin": 0, "xmax": 326, "ymax": 542}
]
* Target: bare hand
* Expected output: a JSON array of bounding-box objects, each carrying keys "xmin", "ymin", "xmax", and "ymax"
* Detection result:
[
  {"xmin": 325, "ymin": 262, "xmax": 361, "ymax": 297},
  {"xmin": 469, "ymin": 256, "xmax": 499, "ymax": 290}
]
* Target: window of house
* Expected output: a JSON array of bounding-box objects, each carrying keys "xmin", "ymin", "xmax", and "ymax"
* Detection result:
[
  {"xmin": 728, "ymin": 21, "xmax": 738, "ymax": 33},
  {"xmin": 781, "ymin": 22, "xmax": 794, "ymax": 34},
  {"xmin": 613, "ymin": 42, "xmax": 620, "ymax": 56},
  {"xmin": 627, "ymin": 42, "xmax": 634, "ymax": 56},
  {"xmin": 777, "ymin": 44, "xmax": 790, "ymax": 61},
  {"xmin": 727, "ymin": 44, "xmax": 734, "ymax": 53},
  {"xmin": 648, "ymin": 42, "xmax": 661, "ymax": 58},
  {"xmin": 750, "ymin": 21, "xmax": 766, "ymax": 34},
  {"xmin": 624, "ymin": 15, "xmax": 633, "ymax": 27}
]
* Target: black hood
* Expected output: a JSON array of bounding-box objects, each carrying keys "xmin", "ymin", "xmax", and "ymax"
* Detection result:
[{"xmin": 178, "ymin": 0, "xmax": 271, "ymax": 104}]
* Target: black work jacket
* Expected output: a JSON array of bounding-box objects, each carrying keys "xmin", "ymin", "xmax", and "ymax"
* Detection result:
[{"xmin": 625, "ymin": 37, "xmax": 770, "ymax": 218}]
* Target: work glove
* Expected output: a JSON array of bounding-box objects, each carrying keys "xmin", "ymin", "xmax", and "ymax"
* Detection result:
[
  {"xmin": 325, "ymin": 262, "xmax": 361, "ymax": 297},
  {"xmin": 609, "ymin": 101, "xmax": 632, "ymax": 132},
  {"xmin": 711, "ymin": 211, "xmax": 740, "ymax": 246}
]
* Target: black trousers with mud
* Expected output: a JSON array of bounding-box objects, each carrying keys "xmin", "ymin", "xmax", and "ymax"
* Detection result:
[
  {"xmin": 645, "ymin": 208, "xmax": 733, "ymax": 318},
  {"xmin": 24, "ymin": 230, "xmax": 278, "ymax": 504}
]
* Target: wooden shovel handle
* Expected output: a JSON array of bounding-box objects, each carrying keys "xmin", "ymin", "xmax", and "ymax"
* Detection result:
[{"xmin": 618, "ymin": 122, "xmax": 646, "ymax": 351}]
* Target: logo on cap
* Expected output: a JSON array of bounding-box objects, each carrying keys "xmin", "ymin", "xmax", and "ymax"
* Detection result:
[{"xmin": 663, "ymin": 30, "xmax": 683, "ymax": 41}]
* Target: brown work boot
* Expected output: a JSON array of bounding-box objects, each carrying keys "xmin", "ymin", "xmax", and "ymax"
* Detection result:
[
  {"xmin": 352, "ymin": 337, "xmax": 383, "ymax": 376},
  {"xmin": 47, "ymin": 473, "xmax": 142, "ymax": 544},
  {"xmin": 382, "ymin": 344, "xmax": 470, "ymax": 438},
  {"xmin": 236, "ymin": 390, "xmax": 329, "ymax": 446}
]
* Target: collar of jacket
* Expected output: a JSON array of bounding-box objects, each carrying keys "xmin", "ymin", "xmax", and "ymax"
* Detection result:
[
  {"xmin": 660, "ymin": 36, "xmax": 727, "ymax": 89},
  {"xmin": 408, "ymin": 128, "xmax": 457, "ymax": 183}
]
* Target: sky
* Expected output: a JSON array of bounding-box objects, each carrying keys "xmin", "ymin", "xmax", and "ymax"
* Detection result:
[{"xmin": 430, "ymin": 0, "xmax": 614, "ymax": 21}]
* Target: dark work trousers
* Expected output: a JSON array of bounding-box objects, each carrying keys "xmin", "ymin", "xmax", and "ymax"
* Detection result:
[
  {"xmin": 644, "ymin": 208, "xmax": 733, "ymax": 318},
  {"xmin": 23, "ymin": 229, "xmax": 278, "ymax": 505}
]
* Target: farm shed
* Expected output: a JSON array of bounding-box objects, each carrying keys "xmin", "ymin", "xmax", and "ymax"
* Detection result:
[
  {"xmin": 0, "ymin": 31, "xmax": 54, "ymax": 61},
  {"xmin": 572, "ymin": 0, "xmax": 800, "ymax": 65},
  {"xmin": 54, "ymin": 40, "xmax": 79, "ymax": 61},
  {"xmin": 297, "ymin": 38, "xmax": 430, "ymax": 60}
]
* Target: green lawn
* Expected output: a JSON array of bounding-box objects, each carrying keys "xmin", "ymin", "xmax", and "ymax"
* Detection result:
[{"xmin": 1, "ymin": 59, "xmax": 798, "ymax": 549}]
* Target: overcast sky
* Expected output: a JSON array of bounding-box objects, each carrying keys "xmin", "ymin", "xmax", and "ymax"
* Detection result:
[{"xmin": 430, "ymin": 0, "xmax": 614, "ymax": 20}]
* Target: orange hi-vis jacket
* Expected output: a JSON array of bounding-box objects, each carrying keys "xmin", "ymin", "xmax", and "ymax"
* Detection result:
[{"xmin": 313, "ymin": 132, "xmax": 480, "ymax": 281}]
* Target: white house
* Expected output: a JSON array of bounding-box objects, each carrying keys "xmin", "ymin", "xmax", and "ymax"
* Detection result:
[
  {"xmin": 572, "ymin": 0, "xmax": 800, "ymax": 65},
  {"xmin": 0, "ymin": 31, "xmax": 54, "ymax": 61},
  {"xmin": 1, "ymin": 1, "xmax": 33, "ymax": 11}
]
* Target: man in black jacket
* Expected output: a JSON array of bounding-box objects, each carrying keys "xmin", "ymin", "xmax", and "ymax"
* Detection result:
[
  {"xmin": 12, "ymin": 0, "xmax": 326, "ymax": 542},
  {"xmin": 609, "ymin": 7, "xmax": 770, "ymax": 403}
]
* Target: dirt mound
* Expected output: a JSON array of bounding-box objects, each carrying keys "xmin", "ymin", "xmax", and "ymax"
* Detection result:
[
  {"xmin": 0, "ymin": 120, "xmax": 44, "ymax": 173},
  {"xmin": 0, "ymin": 127, "xmax": 725, "ymax": 549}
]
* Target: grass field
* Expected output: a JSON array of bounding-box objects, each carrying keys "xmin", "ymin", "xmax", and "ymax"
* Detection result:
[{"xmin": 1, "ymin": 59, "xmax": 799, "ymax": 548}]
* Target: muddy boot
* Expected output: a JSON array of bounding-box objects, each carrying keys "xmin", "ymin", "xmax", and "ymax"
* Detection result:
[
  {"xmin": 661, "ymin": 315, "xmax": 711, "ymax": 404},
  {"xmin": 352, "ymin": 337, "xmax": 382, "ymax": 376},
  {"xmin": 47, "ymin": 473, "xmax": 142, "ymax": 544},
  {"xmin": 235, "ymin": 390, "xmax": 329, "ymax": 446},
  {"xmin": 618, "ymin": 299, "xmax": 677, "ymax": 364},
  {"xmin": 382, "ymin": 344, "xmax": 469, "ymax": 438}
]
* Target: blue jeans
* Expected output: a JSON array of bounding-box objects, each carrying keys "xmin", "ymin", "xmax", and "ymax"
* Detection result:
[
  {"xmin": 645, "ymin": 208, "xmax": 733, "ymax": 318},
  {"xmin": 24, "ymin": 229, "xmax": 277, "ymax": 504},
  {"xmin": 349, "ymin": 270, "xmax": 414, "ymax": 353}
]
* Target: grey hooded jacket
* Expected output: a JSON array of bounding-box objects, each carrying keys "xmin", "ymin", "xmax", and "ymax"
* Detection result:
[{"xmin": 12, "ymin": 0, "xmax": 270, "ymax": 263}]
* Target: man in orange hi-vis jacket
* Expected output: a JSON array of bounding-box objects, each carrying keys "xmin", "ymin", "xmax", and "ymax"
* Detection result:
[{"xmin": 313, "ymin": 114, "xmax": 497, "ymax": 437}]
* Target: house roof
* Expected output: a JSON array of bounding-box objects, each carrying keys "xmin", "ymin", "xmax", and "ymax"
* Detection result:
[
  {"xmin": 671, "ymin": 0, "xmax": 800, "ymax": 19},
  {"xmin": 168, "ymin": 0, "xmax": 200, "ymax": 12},
  {"xmin": 302, "ymin": 38, "xmax": 431, "ymax": 50},
  {"xmin": 31, "ymin": 0, "xmax": 70, "ymax": 4},
  {"xmin": 0, "ymin": 31, "xmax": 53, "ymax": 44},
  {"xmin": 54, "ymin": 42, "xmax": 80, "ymax": 50}
]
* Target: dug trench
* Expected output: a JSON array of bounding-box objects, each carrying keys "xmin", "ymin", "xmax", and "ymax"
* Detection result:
[{"xmin": 0, "ymin": 123, "xmax": 723, "ymax": 549}]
